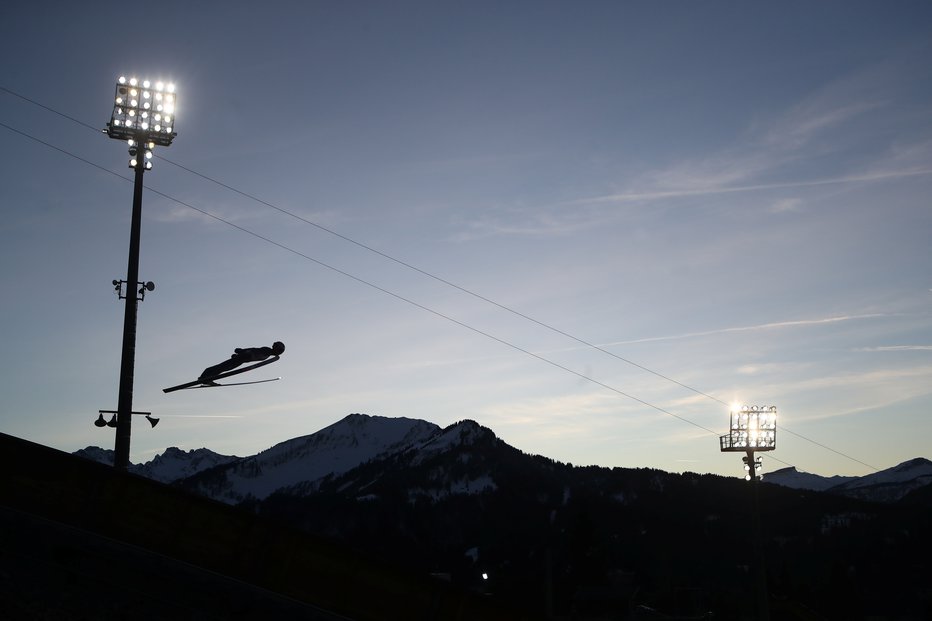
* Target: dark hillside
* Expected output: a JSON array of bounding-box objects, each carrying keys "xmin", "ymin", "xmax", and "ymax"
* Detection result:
[
  {"xmin": 0, "ymin": 432, "xmax": 524, "ymax": 620},
  {"xmin": 245, "ymin": 423, "xmax": 932, "ymax": 620}
]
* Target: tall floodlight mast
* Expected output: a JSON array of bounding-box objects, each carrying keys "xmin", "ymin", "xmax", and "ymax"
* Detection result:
[
  {"xmin": 720, "ymin": 404, "xmax": 776, "ymax": 621},
  {"xmin": 104, "ymin": 76, "xmax": 177, "ymax": 469}
]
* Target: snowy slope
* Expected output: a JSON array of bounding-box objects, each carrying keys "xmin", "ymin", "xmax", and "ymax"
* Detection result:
[
  {"xmin": 75, "ymin": 415, "xmax": 930, "ymax": 506},
  {"xmin": 133, "ymin": 447, "xmax": 240, "ymax": 483},
  {"xmin": 766, "ymin": 458, "xmax": 932, "ymax": 503},
  {"xmin": 390, "ymin": 419, "xmax": 501, "ymax": 499},
  {"xmin": 296, "ymin": 419, "xmax": 505, "ymax": 503},
  {"xmin": 72, "ymin": 445, "xmax": 236, "ymax": 482},
  {"xmin": 764, "ymin": 467, "xmax": 856, "ymax": 491},
  {"xmin": 408, "ymin": 418, "xmax": 494, "ymax": 465},
  {"xmin": 181, "ymin": 413, "xmax": 440, "ymax": 503},
  {"xmin": 73, "ymin": 446, "xmax": 117, "ymax": 467},
  {"xmin": 834, "ymin": 457, "xmax": 932, "ymax": 489},
  {"xmin": 827, "ymin": 457, "xmax": 932, "ymax": 502}
]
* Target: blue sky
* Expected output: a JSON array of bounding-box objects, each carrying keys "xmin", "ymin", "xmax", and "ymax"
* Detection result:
[{"xmin": 2, "ymin": 1, "xmax": 930, "ymax": 477}]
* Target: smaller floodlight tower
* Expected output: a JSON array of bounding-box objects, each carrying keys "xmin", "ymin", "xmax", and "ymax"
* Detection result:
[
  {"xmin": 720, "ymin": 405, "xmax": 776, "ymax": 621},
  {"xmin": 104, "ymin": 76, "xmax": 177, "ymax": 469},
  {"xmin": 720, "ymin": 405, "xmax": 777, "ymax": 481}
]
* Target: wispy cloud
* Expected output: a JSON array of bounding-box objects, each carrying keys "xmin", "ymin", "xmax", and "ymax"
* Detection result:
[
  {"xmin": 760, "ymin": 100, "xmax": 884, "ymax": 151},
  {"xmin": 778, "ymin": 366, "xmax": 932, "ymax": 398},
  {"xmin": 150, "ymin": 201, "xmax": 218, "ymax": 224},
  {"xmin": 786, "ymin": 365, "xmax": 932, "ymax": 421},
  {"xmin": 605, "ymin": 314, "xmax": 888, "ymax": 346},
  {"xmin": 856, "ymin": 345, "xmax": 932, "ymax": 352},
  {"xmin": 479, "ymin": 390, "xmax": 654, "ymax": 432},
  {"xmin": 461, "ymin": 105, "xmax": 932, "ymax": 242},
  {"xmin": 451, "ymin": 205, "xmax": 614, "ymax": 242},
  {"xmin": 572, "ymin": 168, "xmax": 932, "ymax": 206},
  {"xmin": 735, "ymin": 362, "xmax": 806, "ymax": 377},
  {"xmin": 157, "ymin": 414, "xmax": 244, "ymax": 418},
  {"xmin": 770, "ymin": 197, "xmax": 803, "ymax": 213},
  {"xmin": 457, "ymin": 111, "xmax": 932, "ymax": 240},
  {"xmin": 453, "ymin": 156, "xmax": 932, "ymax": 241},
  {"xmin": 571, "ymin": 57, "xmax": 931, "ymax": 212}
]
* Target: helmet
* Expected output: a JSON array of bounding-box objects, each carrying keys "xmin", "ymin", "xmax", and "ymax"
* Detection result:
[{"xmin": 272, "ymin": 341, "xmax": 285, "ymax": 355}]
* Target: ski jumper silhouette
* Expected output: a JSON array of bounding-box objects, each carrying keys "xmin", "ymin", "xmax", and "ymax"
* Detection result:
[{"xmin": 199, "ymin": 341, "xmax": 285, "ymax": 383}]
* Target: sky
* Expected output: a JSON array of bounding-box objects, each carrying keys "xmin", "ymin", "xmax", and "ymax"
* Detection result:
[{"xmin": 1, "ymin": 1, "xmax": 930, "ymax": 478}]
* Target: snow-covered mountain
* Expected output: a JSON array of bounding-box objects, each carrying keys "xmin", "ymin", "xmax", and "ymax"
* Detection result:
[
  {"xmin": 764, "ymin": 467, "xmax": 856, "ymax": 492},
  {"xmin": 76, "ymin": 414, "xmax": 931, "ymax": 506},
  {"xmin": 67, "ymin": 415, "xmax": 932, "ymax": 620},
  {"xmin": 283, "ymin": 418, "xmax": 504, "ymax": 502},
  {"xmin": 827, "ymin": 457, "xmax": 932, "ymax": 502},
  {"xmin": 72, "ymin": 445, "xmax": 237, "ymax": 482},
  {"xmin": 73, "ymin": 446, "xmax": 118, "ymax": 467},
  {"xmin": 766, "ymin": 457, "xmax": 932, "ymax": 502},
  {"xmin": 134, "ymin": 447, "xmax": 240, "ymax": 483},
  {"xmin": 176, "ymin": 413, "xmax": 441, "ymax": 504}
]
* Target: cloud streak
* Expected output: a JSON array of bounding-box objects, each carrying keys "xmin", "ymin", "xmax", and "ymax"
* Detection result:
[
  {"xmin": 605, "ymin": 314, "xmax": 888, "ymax": 346},
  {"xmin": 572, "ymin": 168, "xmax": 932, "ymax": 206},
  {"xmin": 464, "ymin": 78, "xmax": 932, "ymax": 242},
  {"xmin": 785, "ymin": 365, "xmax": 932, "ymax": 422},
  {"xmin": 857, "ymin": 345, "xmax": 932, "ymax": 352},
  {"xmin": 573, "ymin": 60, "xmax": 932, "ymax": 212}
]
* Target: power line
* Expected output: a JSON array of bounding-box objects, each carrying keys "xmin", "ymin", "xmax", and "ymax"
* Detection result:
[
  {"xmin": 0, "ymin": 91, "xmax": 881, "ymax": 472},
  {"xmin": 157, "ymin": 161, "xmax": 879, "ymax": 473},
  {"xmin": 779, "ymin": 428, "xmax": 877, "ymax": 471},
  {"xmin": 0, "ymin": 121, "xmax": 804, "ymax": 475},
  {"xmin": 157, "ymin": 157, "xmax": 730, "ymax": 409},
  {"xmin": 1, "ymin": 86, "xmax": 726, "ymax": 406},
  {"xmin": 1, "ymin": 84, "xmax": 724, "ymax": 406},
  {"xmin": 0, "ymin": 118, "xmax": 720, "ymax": 434},
  {"xmin": 0, "ymin": 121, "xmax": 127, "ymax": 179},
  {"xmin": 0, "ymin": 86, "xmax": 103, "ymax": 133},
  {"xmin": 0, "ymin": 85, "xmax": 769, "ymax": 410}
]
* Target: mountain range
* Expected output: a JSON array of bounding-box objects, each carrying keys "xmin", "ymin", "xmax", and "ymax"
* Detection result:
[
  {"xmin": 75, "ymin": 413, "xmax": 932, "ymax": 619},
  {"xmin": 766, "ymin": 457, "xmax": 932, "ymax": 502},
  {"xmin": 76, "ymin": 412, "xmax": 931, "ymax": 505}
]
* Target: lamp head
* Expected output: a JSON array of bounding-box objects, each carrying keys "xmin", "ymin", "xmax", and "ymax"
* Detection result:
[{"xmin": 107, "ymin": 76, "xmax": 177, "ymax": 147}]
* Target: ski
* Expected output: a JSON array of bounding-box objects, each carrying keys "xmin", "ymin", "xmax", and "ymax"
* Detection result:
[
  {"xmin": 163, "ymin": 356, "xmax": 280, "ymax": 393},
  {"xmin": 188, "ymin": 377, "xmax": 281, "ymax": 389}
]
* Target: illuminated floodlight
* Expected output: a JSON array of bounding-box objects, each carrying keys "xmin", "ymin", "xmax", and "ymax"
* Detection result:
[
  {"xmin": 720, "ymin": 404, "xmax": 777, "ymax": 452},
  {"xmin": 106, "ymin": 76, "xmax": 177, "ymax": 147},
  {"xmin": 721, "ymin": 404, "xmax": 776, "ymax": 484}
]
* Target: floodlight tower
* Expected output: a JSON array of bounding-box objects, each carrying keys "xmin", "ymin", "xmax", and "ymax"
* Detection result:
[
  {"xmin": 720, "ymin": 405, "xmax": 777, "ymax": 481},
  {"xmin": 720, "ymin": 404, "xmax": 776, "ymax": 621},
  {"xmin": 104, "ymin": 76, "xmax": 177, "ymax": 469}
]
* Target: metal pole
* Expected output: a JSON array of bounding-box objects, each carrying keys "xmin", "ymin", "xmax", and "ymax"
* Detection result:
[
  {"xmin": 114, "ymin": 152, "xmax": 145, "ymax": 469},
  {"xmin": 747, "ymin": 450, "xmax": 770, "ymax": 621}
]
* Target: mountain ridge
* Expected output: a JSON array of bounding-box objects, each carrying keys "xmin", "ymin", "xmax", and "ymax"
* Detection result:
[
  {"xmin": 765, "ymin": 457, "xmax": 932, "ymax": 502},
  {"xmin": 74, "ymin": 413, "xmax": 930, "ymax": 505},
  {"xmin": 70, "ymin": 413, "xmax": 932, "ymax": 618}
]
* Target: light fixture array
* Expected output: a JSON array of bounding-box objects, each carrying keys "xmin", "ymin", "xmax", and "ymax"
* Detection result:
[
  {"xmin": 720, "ymin": 405, "xmax": 778, "ymax": 451},
  {"xmin": 106, "ymin": 76, "xmax": 177, "ymax": 163}
]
